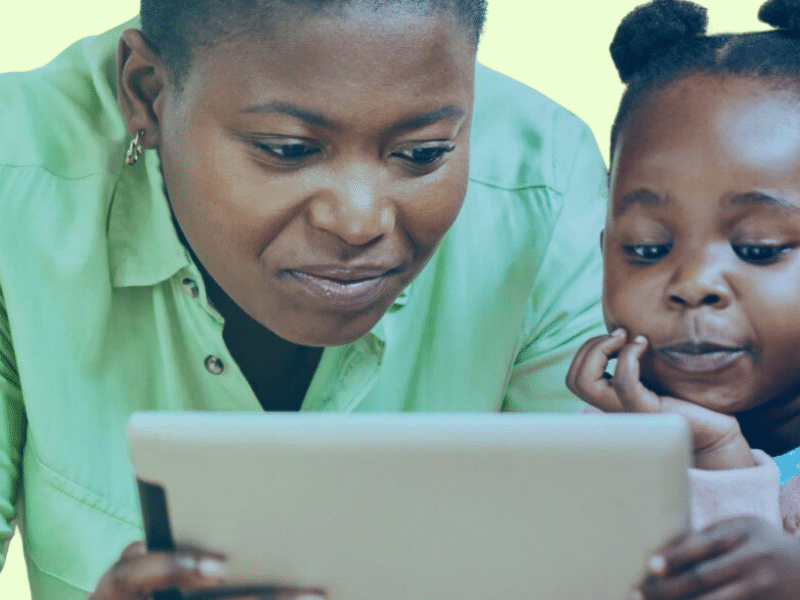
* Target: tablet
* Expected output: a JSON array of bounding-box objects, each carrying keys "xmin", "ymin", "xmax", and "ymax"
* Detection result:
[{"xmin": 127, "ymin": 412, "xmax": 691, "ymax": 600}]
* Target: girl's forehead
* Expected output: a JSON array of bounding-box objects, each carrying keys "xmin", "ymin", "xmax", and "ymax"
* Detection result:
[{"xmin": 613, "ymin": 74, "xmax": 800, "ymax": 186}]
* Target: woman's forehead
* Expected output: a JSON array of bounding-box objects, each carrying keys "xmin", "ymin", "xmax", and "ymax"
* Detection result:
[{"xmin": 173, "ymin": 10, "xmax": 476, "ymax": 122}]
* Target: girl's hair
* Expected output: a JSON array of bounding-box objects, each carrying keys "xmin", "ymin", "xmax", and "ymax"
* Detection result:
[
  {"xmin": 609, "ymin": 0, "xmax": 800, "ymax": 161},
  {"xmin": 140, "ymin": 0, "xmax": 488, "ymax": 90}
]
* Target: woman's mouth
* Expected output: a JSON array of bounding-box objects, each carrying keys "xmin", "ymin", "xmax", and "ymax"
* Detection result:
[
  {"xmin": 286, "ymin": 266, "xmax": 396, "ymax": 311},
  {"xmin": 654, "ymin": 342, "xmax": 748, "ymax": 374}
]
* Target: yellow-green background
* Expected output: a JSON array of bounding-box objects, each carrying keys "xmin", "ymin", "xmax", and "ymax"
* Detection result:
[{"xmin": 0, "ymin": 1, "xmax": 767, "ymax": 597}]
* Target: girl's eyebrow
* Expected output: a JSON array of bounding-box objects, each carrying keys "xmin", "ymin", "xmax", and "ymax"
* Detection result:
[
  {"xmin": 239, "ymin": 101, "xmax": 465, "ymax": 132},
  {"xmin": 728, "ymin": 191, "xmax": 800, "ymax": 212},
  {"xmin": 614, "ymin": 189, "xmax": 665, "ymax": 217}
]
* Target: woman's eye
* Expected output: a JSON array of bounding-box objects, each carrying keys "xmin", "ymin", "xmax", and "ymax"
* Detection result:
[
  {"xmin": 393, "ymin": 144, "xmax": 454, "ymax": 166},
  {"xmin": 253, "ymin": 141, "xmax": 320, "ymax": 161},
  {"xmin": 622, "ymin": 244, "xmax": 671, "ymax": 263},
  {"xmin": 733, "ymin": 244, "xmax": 790, "ymax": 264}
]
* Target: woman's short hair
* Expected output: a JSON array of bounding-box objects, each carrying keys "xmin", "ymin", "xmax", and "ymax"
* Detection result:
[{"xmin": 140, "ymin": 0, "xmax": 488, "ymax": 90}]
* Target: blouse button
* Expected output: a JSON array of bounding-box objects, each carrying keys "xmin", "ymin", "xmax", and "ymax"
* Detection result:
[
  {"xmin": 204, "ymin": 355, "xmax": 225, "ymax": 375},
  {"xmin": 182, "ymin": 277, "xmax": 200, "ymax": 299}
]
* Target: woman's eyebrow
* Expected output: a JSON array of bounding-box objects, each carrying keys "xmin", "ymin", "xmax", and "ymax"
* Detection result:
[
  {"xmin": 239, "ymin": 102, "xmax": 465, "ymax": 132},
  {"xmin": 614, "ymin": 189, "xmax": 664, "ymax": 217},
  {"xmin": 728, "ymin": 191, "xmax": 800, "ymax": 212},
  {"xmin": 389, "ymin": 105, "xmax": 466, "ymax": 133},
  {"xmin": 240, "ymin": 101, "xmax": 333, "ymax": 128}
]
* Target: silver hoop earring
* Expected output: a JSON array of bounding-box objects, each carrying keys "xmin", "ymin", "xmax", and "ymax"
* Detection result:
[{"xmin": 125, "ymin": 130, "xmax": 145, "ymax": 166}]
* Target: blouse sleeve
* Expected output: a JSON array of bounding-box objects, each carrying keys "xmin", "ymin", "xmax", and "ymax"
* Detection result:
[
  {"xmin": 0, "ymin": 285, "xmax": 25, "ymax": 568},
  {"xmin": 503, "ymin": 123, "xmax": 606, "ymax": 413}
]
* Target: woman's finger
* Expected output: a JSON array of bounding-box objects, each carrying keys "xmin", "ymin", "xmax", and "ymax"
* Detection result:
[
  {"xmin": 183, "ymin": 588, "xmax": 325, "ymax": 600},
  {"xmin": 612, "ymin": 335, "xmax": 661, "ymax": 413},
  {"xmin": 566, "ymin": 329, "xmax": 628, "ymax": 411},
  {"xmin": 90, "ymin": 551, "xmax": 228, "ymax": 599},
  {"xmin": 119, "ymin": 540, "xmax": 146, "ymax": 559}
]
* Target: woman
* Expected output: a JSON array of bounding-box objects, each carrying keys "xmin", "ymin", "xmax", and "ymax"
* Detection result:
[{"xmin": 0, "ymin": 0, "xmax": 606, "ymax": 598}]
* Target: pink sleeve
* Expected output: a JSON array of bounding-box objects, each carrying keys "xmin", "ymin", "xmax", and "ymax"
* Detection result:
[
  {"xmin": 689, "ymin": 450, "xmax": 781, "ymax": 531},
  {"xmin": 579, "ymin": 407, "xmax": 800, "ymax": 534},
  {"xmin": 779, "ymin": 475, "xmax": 800, "ymax": 535}
]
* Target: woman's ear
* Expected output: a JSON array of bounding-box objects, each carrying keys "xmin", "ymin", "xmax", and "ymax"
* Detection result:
[{"xmin": 117, "ymin": 29, "xmax": 168, "ymax": 149}]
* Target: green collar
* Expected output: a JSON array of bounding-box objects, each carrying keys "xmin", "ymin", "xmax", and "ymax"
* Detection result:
[{"xmin": 107, "ymin": 149, "xmax": 190, "ymax": 288}]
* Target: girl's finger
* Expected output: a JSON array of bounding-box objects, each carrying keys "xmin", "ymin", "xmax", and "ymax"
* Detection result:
[
  {"xmin": 641, "ymin": 548, "xmax": 749, "ymax": 599},
  {"xmin": 649, "ymin": 521, "xmax": 750, "ymax": 578},
  {"xmin": 612, "ymin": 335, "xmax": 660, "ymax": 413},
  {"xmin": 566, "ymin": 329, "xmax": 628, "ymax": 411},
  {"xmin": 566, "ymin": 332, "xmax": 617, "ymax": 390},
  {"xmin": 91, "ymin": 551, "xmax": 228, "ymax": 599},
  {"xmin": 686, "ymin": 578, "xmax": 763, "ymax": 600}
]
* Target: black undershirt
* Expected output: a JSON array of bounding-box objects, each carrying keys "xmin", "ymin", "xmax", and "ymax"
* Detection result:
[{"xmin": 172, "ymin": 218, "xmax": 322, "ymax": 412}]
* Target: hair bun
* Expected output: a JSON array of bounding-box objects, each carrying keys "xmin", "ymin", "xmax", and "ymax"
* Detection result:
[
  {"xmin": 759, "ymin": 0, "xmax": 800, "ymax": 30},
  {"xmin": 610, "ymin": 0, "xmax": 708, "ymax": 83}
]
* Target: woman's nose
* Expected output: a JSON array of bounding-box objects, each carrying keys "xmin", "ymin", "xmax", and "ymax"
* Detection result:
[
  {"xmin": 665, "ymin": 251, "xmax": 732, "ymax": 309},
  {"xmin": 306, "ymin": 165, "xmax": 395, "ymax": 247}
]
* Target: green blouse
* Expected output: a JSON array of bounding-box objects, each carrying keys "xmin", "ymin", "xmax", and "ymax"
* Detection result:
[{"xmin": 0, "ymin": 19, "xmax": 606, "ymax": 600}]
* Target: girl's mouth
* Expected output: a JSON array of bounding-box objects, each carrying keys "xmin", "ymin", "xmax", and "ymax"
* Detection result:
[{"xmin": 654, "ymin": 342, "xmax": 748, "ymax": 374}]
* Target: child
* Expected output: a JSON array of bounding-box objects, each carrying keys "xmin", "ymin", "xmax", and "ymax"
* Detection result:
[{"xmin": 567, "ymin": 0, "xmax": 800, "ymax": 598}]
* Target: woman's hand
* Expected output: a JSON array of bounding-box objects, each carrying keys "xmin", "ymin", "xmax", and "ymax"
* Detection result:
[
  {"xmin": 634, "ymin": 515, "xmax": 800, "ymax": 600},
  {"xmin": 89, "ymin": 541, "xmax": 324, "ymax": 600},
  {"xmin": 566, "ymin": 329, "xmax": 755, "ymax": 470}
]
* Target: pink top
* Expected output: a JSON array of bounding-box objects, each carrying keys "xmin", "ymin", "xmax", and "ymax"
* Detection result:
[
  {"xmin": 582, "ymin": 406, "xmax": 800, "ymax": 533},
  {"xmin": 691, "ymin": 450, "xmax": 800, "ymax": 534}
]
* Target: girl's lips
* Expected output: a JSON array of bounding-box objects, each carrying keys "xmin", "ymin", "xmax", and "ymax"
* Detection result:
[
  {"xmin": 654, "ymin": 343, "xmax": 748, "ymax": 374},
  {"xmin": 288, "ymin": 270, "xmax": 392, "ymax": 311}
]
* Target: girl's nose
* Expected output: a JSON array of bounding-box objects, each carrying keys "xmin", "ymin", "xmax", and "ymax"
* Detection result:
[
  {"xmin": 665, "ymin": 251, "xmax": 732, "ymax": 309},
  {"xmin": 306, "ymin": 165, "xmax": 395, "ymax": 247}
]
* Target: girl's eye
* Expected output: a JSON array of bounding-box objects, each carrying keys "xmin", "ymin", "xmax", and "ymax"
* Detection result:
[
  {"xmin": 393, "ymin": 144, "xmax": 455, "ymax": 166},
  {"xmin": 622, "ymin": 244, "xmax": 671, "ymax": 263},
  {"xmin": 253, "ymin": 141, "xmax": 321, "ymax": 162},
  {"xmin": 732, "ymin": 244, "xmax": 791, "ymax": 264}
]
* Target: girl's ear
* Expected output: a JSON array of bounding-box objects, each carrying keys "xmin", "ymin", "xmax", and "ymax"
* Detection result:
[
  {"xmin": 599, "ymin": 229, "xmax": 605, "ymax": 255},
  {"xmin": 116, "ymin": 29, "xmax": 168, "ymax": 149}
]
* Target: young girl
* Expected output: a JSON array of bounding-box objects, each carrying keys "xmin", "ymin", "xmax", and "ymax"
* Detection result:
[
  {"xmin": 0, "ymin": 0, "xmax": 608, "ymax": 599},
  {"xmin": 568, "ymin": 0, "xmax": 800, "ymax": 598}
]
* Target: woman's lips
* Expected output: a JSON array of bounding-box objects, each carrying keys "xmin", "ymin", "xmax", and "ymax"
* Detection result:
[
  {"xmin": 654, "ymin": 342, "xmax": 748, "ymax": 374},
  {"xmin": 287, "ymin": 267, "xmax": 395, "ymax": 311}
]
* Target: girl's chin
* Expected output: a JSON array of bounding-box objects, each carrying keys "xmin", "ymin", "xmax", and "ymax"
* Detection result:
[{"xmin": 649, "ymin": 379, "xmax": 755, "ymax": 415}]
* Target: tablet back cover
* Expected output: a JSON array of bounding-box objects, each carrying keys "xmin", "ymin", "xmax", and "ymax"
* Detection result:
[{"xmin": 128, "ymin": 412, "xmax": 690, "ymax": 600}]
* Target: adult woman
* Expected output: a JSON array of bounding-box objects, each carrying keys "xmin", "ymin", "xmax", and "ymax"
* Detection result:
[{"xmin": 0, "ymin": 0, "xmax": 606, "ymax": 598}]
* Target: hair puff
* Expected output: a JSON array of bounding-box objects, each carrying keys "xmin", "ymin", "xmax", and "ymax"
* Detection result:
[
  {"xmin": 759, "ymin": 0, "xmax": 800, "ymax": 30},
  {"xmin": 610, "ymin": 0, "xmax": 708, "ymax": 83}
]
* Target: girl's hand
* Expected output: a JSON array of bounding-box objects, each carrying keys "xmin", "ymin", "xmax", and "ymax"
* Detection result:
[
  {"xmin": 89, "ymin": 541, "xmax": 325, "ymax": 600},
  {"xmin": 635, "ymin": 515, "xmax": 800, "ymax": 600},
  {"xmin": 566, "ymin": 329, "xmax": 755, "ymax": 470}
]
